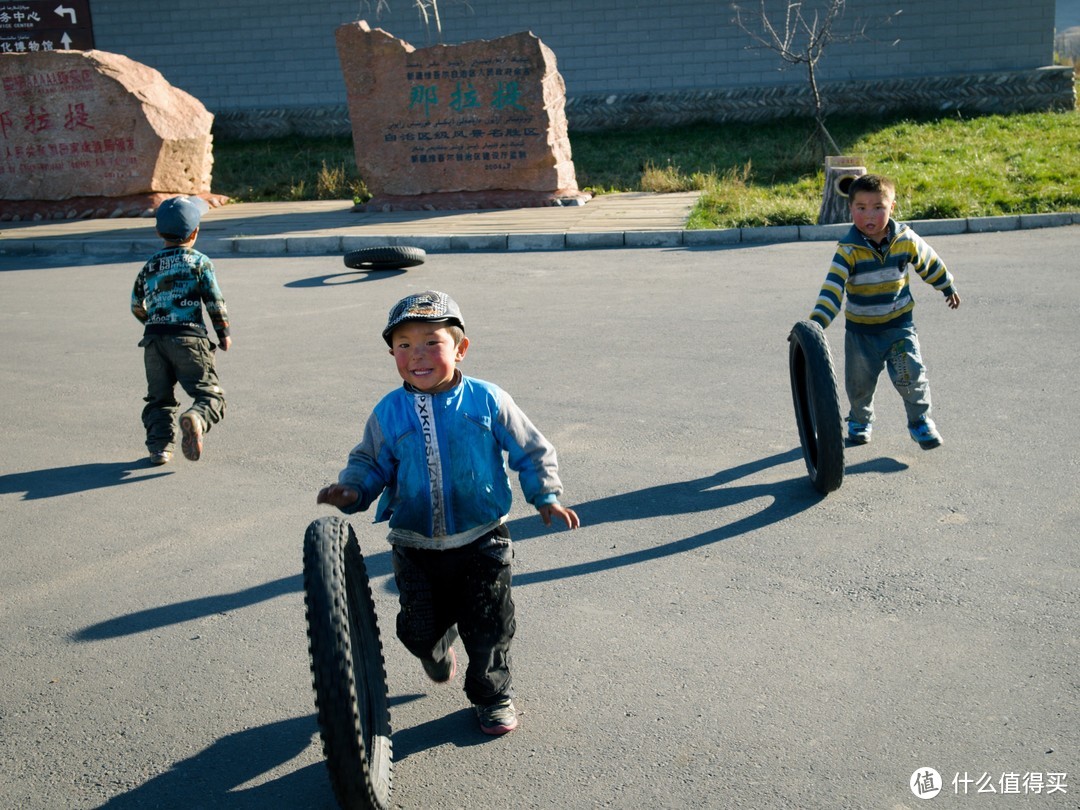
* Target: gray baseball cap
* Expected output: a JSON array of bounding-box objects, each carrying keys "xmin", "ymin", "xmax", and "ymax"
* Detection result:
[
  {"xmin": 382, "ymin": 290, "xmax": 465, "ymax": 345},
  {"xmin": 156, "ymin": 196, "xmax": 209, "ymax": 240}
]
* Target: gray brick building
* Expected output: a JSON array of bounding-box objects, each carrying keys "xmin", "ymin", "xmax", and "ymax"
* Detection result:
[{"xmin": 75, "ymin": 0, "xmax": 1075, "ymax": 136}]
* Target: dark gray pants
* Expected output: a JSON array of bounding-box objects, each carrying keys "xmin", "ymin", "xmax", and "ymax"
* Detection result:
[
  {"xmin": 140, "ymin": 334, "xmax": 226, "ymax": 454},
  {"xmin": 392, "ymin": 526, "xmax": 516, "ymax": 707}
]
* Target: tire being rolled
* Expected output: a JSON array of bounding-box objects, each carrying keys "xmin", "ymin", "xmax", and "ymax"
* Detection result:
[
  {"xmin": 788, "ymin": 320, "xmax": 845, "ymax": 494},
  {"xmin": 303, "ymin": 516, "xmax": 393, "ymax": 810},
  {"xmin": 343, "ymin": 245, "xmax": 426, "ymax": 270}
]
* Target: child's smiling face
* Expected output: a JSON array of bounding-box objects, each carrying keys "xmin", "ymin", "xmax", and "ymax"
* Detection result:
[
  {"xmin": 388, "ymin": 321, "xmax": 468, "ymax": 393},
  {"xmin": 850, "ymin": 189, "xmax": 895, "ymax": 242}
]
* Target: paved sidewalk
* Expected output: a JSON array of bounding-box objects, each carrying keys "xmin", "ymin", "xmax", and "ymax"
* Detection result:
[{"xmin": 1, "ymin": 192, "xmax": 1077, "ymax": 257}]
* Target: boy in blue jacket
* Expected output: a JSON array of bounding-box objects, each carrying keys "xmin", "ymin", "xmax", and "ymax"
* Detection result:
[
  {"xmin": 317, "ymin": 290, "xmax": 579, "ymax": 735},
  {"xmin": 810, "ymin": 174, "xmax": 961, "ymax": 448}
]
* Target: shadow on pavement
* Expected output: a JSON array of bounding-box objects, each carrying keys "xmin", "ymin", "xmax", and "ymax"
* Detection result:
[
  {"xmin": 69, "ymin": 449, "xmax": 908, "ymax": 642},
  {"xmin": 508, "ymin": 450, "xmax": 910, "ymax": 586},
  {"xmin": 284, "ymin": 269, "xmax": 406, "ymax": 288},
  {"xmin": 847, "ymin": 456, "xmax": 909, "ymax": 475},
  {"xmin": 72, "ymin": 575, "xmax": 300, "ymax": 642},
  {"xmin": 389, "ymin": 706, "xmax": 496, "ymax": 761},
  {"xmin": 0, "ymin": 254, "xmax": 123, "ymax": 271},
  {"xmin": 98, "ymin": 714, "xmax": 336, "ymax": 809},
  {"xmin": 0, "ymin": 460, "xmax": 171, "ymax": 500},
  {"xmin": 511, "ymin": 447, "xmax": 809, "ymax": 584}
]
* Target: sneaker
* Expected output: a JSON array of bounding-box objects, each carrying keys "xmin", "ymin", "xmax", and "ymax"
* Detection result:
[
  {"xmin": 149, "ymin": 450, "xmax": 172, "ymax": 466},
  {"xmin": 847, "ymin": 420, "xmax": 872, "ymax": 445},
  {"xmin": 909, "ymin": 418, "xmax": 942, "ymax": 449},
  {"xmin": 180, "ymin": 412, "xmax": 204, "ymax": 461},
  {"xmin": 476, "ymin": 697, "xmax": 518, "ymax": 736},
  {"xmin": 421, "ymin": 647, "xmax": 457, "ymax": 683}
]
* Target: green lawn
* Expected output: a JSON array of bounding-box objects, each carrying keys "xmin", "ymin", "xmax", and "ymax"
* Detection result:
[{"xmin": 212, "ymin": 74, "xmax": 1079, "ymax": 229}]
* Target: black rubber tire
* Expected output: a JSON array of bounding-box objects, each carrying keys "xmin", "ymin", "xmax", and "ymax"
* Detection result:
[
  {"xmin": 788, "ymin": 320, "xmax": 845, "ymax": 494},
  {"xmin": 303, "ymin": 516, "xmax": 393, "ymax": 810},
  {"xmin": 343, "ymin": 246, "xmax": 426, "ymax": 270}
]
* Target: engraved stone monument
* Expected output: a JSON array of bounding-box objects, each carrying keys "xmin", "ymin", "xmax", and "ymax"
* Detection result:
[
  {"xmin": 1, "ymin": 50, "xmax": 224, "ymax": 221},
  {"xmin": 335, "ymin": 21, "xmax": 590, "ymax": 211}
]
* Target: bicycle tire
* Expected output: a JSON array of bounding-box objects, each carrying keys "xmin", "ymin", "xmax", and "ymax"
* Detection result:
[
  {"xmin": 303, "ymin": 516, "xmax": 393, "ymax": 810},
  {"xmin": 343, "ymin": 246, "xmax": 426, "ymax": 270}
]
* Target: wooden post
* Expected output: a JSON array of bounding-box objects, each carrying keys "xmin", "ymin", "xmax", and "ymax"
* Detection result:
[{"xmin": 817, "ymin": 156, "xmax": 866, "ymax": 225}]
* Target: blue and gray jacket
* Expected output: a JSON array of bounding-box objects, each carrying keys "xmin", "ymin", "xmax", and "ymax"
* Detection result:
[{"xmin": 336, "ymin": 374, "xmax": 564, "ymax": 549}]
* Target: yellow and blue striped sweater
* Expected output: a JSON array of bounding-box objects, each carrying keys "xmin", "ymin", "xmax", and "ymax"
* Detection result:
[{"xmin": 810, "ymin": 220, "xmax": 955, "ymax": 334}]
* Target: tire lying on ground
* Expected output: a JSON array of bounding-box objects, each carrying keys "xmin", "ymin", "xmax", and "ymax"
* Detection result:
[
  {"xmin": 788, "ymin": 319, "xmax": 844, "ymax": 494},
  {"xmin": 343, "ymin": 245, "xmax": 426, "ymax": 270},
  {"xmin": 303, "ymin": 516, "xmax": 393, "ymax": 810}
]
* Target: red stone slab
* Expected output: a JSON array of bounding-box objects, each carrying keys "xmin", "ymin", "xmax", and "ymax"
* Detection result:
[
  {"xmin": 336, "ymin": 21, "xmax": 588, "ymax": 210},
  {"xmin": 1, "ymin": 49, "xmax": 214, "ymax": 202}
]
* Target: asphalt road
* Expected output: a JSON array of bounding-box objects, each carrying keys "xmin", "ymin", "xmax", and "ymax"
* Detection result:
[{"xmin": 1, "ymin": 228, "xmax": 1077, "ymax": 809}]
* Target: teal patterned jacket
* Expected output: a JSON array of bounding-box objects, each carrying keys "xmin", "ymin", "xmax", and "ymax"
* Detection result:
[{"xmin": 131, "ymin": 246, "xmax": 230, "ymax": 340}]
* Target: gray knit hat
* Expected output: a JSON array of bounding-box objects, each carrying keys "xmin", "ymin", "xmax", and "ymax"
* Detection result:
[{"xmin": 382, "ymin": 290, "xmax": 465, "ymax": 345}]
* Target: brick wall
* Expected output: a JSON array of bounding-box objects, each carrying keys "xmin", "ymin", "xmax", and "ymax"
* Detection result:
[{"xmin": 85, "ymin": 0, "xmax": 1063, "ymax": 133}]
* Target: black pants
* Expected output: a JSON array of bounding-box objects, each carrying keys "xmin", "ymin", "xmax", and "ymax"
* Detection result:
[{"xmin": 392, "ymin": 525, "xmax": 515, "ymax": 706}]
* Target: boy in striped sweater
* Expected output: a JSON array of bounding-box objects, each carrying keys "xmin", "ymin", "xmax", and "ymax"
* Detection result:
[{"xmin": 810, "ymin": 174, "xmax": 961, "ymax": 448}]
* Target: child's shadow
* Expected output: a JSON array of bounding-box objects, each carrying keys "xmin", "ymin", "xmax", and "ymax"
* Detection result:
[
  {"xmin": 505, "ymin": 448, "xmax": 908, "ymax": 586},
  {"xmin": 0, "ymin": 460, "xmax": 170, "ymax": 500},
  {"xmin": 361, "ymin": 448, "xmax": 908, "ymax": 589},
  {"xmin": 390, "ymin": 707, "xmax": 495, "ymax": 759}
]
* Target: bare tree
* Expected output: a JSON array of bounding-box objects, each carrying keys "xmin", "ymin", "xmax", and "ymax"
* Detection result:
[
  {"xmin": 364, "ymin": 0, "xmax": 472, "ymax": 44},
  {"xmin": 409, "ymin": 0, "xmax": 445, "ymax": 42},
  {"xmin": 732, "ymin": 0, "xmax": 899, "ymax": 157}
]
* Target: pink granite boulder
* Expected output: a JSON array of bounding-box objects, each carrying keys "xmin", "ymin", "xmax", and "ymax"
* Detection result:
[{"xmin": 335, "ymin": 21, "xmax": 589, "ymax": 210}]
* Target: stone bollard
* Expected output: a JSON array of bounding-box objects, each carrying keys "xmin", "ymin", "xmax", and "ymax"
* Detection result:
[{"xmin": 817, "ymin": 156, "xmax": 865, "ymax": 225}]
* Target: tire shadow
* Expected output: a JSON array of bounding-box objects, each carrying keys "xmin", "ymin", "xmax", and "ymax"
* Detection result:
[
  {"xmin": 284, "ymin": 269, "xmax": 405, "ymax": 288},
  {"xmin": 97, "ymin": 714, "xmax": 337, "ymax": 809}
]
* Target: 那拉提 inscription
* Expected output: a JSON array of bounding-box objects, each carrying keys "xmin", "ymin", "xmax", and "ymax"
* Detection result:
[{"xmin": 336, "ymin": 21, "xmax": 588, "ymax": 210}]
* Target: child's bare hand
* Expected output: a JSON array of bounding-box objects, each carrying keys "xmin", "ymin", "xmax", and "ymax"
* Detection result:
[
  {"xmin": 538, "ymin": 503, "xmax": 580, "ymax": 530},
  {"xmin": 219, "ymin": 335, "xmax": 232, "ymax": 351},
  {"xmin": 317, "ymin": 484, "xmax": 359, "ymax": 509},
  {"xmin": 946, "ymin": 292, "xmax": 961, "ymax": 310}
]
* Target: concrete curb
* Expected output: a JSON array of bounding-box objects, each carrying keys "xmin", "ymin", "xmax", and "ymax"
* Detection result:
[{"xmin": 3, "ymin": 212, "xmax": 1078, "ymax": 258}]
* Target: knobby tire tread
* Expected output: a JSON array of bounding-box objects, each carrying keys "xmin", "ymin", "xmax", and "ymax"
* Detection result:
[{"xmin": 303, "ymin": 516, "xmax": 393, "ymax": 810}]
